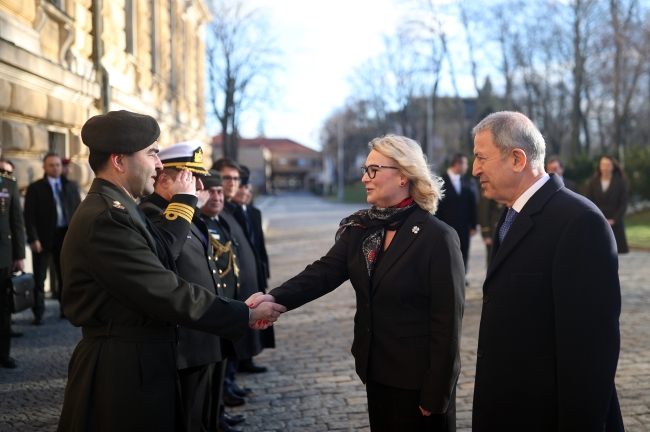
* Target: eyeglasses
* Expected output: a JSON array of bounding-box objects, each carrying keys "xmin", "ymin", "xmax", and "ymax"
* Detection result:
[
  {"xmin": 361, "ymin": 165, "xmax": 399, "ymax": 179},
  {"xmin": 222, "ymin": 176, "xmax": 240, "ymax": 183}
]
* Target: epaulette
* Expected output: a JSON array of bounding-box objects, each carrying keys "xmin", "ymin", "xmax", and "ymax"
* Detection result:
[
  {"xmin": 97, "ymin": 194, "xmax": 128, "ymax": 213},
  {"xmin": 0, "ymin": 172, "xmax": 16, "ymax": 181}
]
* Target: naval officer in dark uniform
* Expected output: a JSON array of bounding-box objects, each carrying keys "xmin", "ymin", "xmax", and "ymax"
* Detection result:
[
  {"xmin": 139, "ymin": 141, "xmax": 228, "ymax": 432},
  {"xmin": 57, "ymin": 110, "xmax": 286, "ymax": 432},
  {"xmin": 0, "ymin": 152, "xmax": 25, "ymax": 369}
]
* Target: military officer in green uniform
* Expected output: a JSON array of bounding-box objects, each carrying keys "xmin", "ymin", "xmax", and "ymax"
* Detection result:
[
  {"xmin": 0, "ymin": 146, "xmax": 25, "ymax": 369},
  {"xmin": 57, "ymin": 110, "xmax": 286, "ymax": 432},
  {"xmin": 478, "ymin": 187, "xmax": 505, "ymax": 265}
]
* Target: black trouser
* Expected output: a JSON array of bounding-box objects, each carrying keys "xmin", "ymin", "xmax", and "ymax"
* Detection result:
[
  {"xmin": 201, "ymin": 361, "xmax": 226, "ymax": 432},
  {"xmin": 366, "ymin": 380, "xmax": 456, "ymax": 432},
  {"xmin": 0, "ymin": 267, "xmax": 11, "ymax": 361},
  {"xmin": 222, "ymin": 356, "xmax": 239, "ymax": 398},
  {"xmin": 179, "ymin": 364, "xmax": 212, "ymax": 432},
  {"xmin": 32, "ymin": 227, "xmax": 67, "ymax": 319}
]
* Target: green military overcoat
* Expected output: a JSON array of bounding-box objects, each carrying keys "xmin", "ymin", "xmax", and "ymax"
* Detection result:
[{"xmin": 57, "ymin": 179, "xmax": 250, "ymax": 432}]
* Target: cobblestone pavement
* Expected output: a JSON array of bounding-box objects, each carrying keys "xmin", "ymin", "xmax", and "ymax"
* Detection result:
[{"xmin": 1, "ymin": 193, "xmax": 649, "ymax": 431}]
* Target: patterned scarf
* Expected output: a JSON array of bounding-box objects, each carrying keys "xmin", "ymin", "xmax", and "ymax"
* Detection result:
[{"xmin": 336, "ymin": 197, "xmax": 416, "ymax": 277}]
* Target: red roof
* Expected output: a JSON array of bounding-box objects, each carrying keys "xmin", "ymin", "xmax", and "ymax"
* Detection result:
[{"xmin": 211, "ymin": 134, "xmax": 319, "ymax": 154}]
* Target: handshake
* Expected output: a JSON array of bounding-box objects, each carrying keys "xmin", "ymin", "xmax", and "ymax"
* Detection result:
[{"xmin": 245, "ymin": 293, "xmax": 286, "ymax": 330}]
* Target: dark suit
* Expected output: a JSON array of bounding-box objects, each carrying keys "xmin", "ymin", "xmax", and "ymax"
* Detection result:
[
  {"xmin": 472, "ymin": 174, "xmax": 623, "ymax": 431},
  {"xmin": 436, "ymin": 173, "xmax": 478, "ymax": 271},
  {"xmin": 246, "ymin": 204, "xmax": 270, "ymax": 280},
  {"xmin": 58, "ymin": 179, "xmax": 250, "ymax": 432},
  {"xmin": 585, "ymin": 176, "xmax": 628, "ymax": 254},
  {"xmin": 140, "ymin": 193, "xmax": 225, "ymax": 432},
  {"xmin": 24, "ymin": 176, "xmax": 81, "ymax": 318},
  {"xmin": 0, "ymin": 173, "xmax": 25, "ymax": 362},
  {"xmin": 269, "ymin": 207, "xmax": 465, "ymax": 423}
]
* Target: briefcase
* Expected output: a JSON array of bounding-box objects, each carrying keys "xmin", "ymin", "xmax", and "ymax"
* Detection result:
[{"xmin": 4, "ymin": 272, "xmax": 35, "ymax": 314}]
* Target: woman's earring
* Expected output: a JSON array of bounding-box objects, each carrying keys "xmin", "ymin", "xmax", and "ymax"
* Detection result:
[{"xmin": 400, "ymin": 182, "xmax": 405, "ymax": 186}]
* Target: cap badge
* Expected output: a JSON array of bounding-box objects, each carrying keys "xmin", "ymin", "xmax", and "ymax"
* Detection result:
[
  {"xmin": 412, "ymin": 226, "xmax": 420, "ymax": 234},
  {"xmin": 113, "ymin": 200, "xmax": 125, "ymax": 210},
  {"xmin": 193, "ymin": 147, "xmax": 203, "ymax": 164}
]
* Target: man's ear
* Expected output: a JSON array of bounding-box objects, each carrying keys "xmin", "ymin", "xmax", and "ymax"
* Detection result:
[
  {"xmin": 512, "ymin": 149, "xmax": 527, "ymax": 173},
  {"xmin": 110, "ymin": 154, "xmax": 125, "ymax": 173}
]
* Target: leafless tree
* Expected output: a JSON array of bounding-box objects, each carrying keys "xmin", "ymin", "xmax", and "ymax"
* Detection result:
[{"xmin": 205, "ymin": 0, "xmax": 281, "ymax": 161}]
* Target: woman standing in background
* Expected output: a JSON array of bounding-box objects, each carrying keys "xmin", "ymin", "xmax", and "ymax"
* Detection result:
[{"xmin": 586, "ymin": 156, "xmax": 629, "ymax": 253}]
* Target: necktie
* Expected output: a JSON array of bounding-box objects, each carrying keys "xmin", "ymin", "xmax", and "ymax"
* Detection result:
[
  {"xmin": 498, "ymin": 208, "xmax": 518, "ymax": 244},
  {"xmin": 53, "ymin": 181, "xmax": 66, "ymax": 227}
]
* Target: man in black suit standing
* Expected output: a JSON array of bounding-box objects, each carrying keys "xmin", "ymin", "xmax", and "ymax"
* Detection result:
[
  {"xmin": 24, "ymin": 153, "xmax": 81, "ymax": 323},
  {"xmin": 436, "ymin": 153, "xmax": 478, "ymax": 274},
  {"xmin": 471, "ymin": 111, "xmax": 623, "ymax": 431},
  {"xmin": 546, "ymin": 156, "xmax": 579, "ymax": 193}
]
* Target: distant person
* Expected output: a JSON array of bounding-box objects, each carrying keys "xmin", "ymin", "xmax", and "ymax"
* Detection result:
[
  {"xmin": 477, "ymin": 189, "xmax": 504, "ymax": 266},
  {"xmin": 436, "ymin": 153, "xmax": 478, "ymax": 275},
  {"xmin": 585, "ymin": 156, "xmax": 629, "ymax": 254},
  {"xmin": 0, "ymin": 145, "xmax": 25, "ymax": 369},
  {"xmin": 471, "ymin": 111, "xmax": 623, "ymax": 431},
  {"xmin": 251, "ymin": 134, "xmax": 465, "ymax": 431},
  {"xmin": 24, "ymin": 153, "xmax": 82, "ymax": 322},
  {"xmin": 546, "ymin": 156, "xmax": 578, "ymax": 193},
  {"xmin": 0, "ymin": 160, "xmax": 14, "ymax": 175}
]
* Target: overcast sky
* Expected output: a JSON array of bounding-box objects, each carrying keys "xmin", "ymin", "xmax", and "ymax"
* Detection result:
[{"xmin": 229, "ymin": 0, "xmax": 404, "ymax": 150}]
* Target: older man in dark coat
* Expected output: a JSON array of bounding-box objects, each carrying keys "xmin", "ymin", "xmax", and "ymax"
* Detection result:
[
  {"xmin": 57, "ymin": 111, "xmax": 285, "ymax": 432},
  {"xmin": 471, "ymin": 112, "xmax": 623, "ymax": 431}
]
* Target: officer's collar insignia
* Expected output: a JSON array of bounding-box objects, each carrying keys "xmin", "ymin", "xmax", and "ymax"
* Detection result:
[
  {"xmin": 113, "ymin": 200, "xmax": 125, "ymax": 210},
  {"xmin": 193, "ymin": 147, "xmax": 203, "ymax": 163}
]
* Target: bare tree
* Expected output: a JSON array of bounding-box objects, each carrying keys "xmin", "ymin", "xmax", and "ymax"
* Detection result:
[{"xmin": 205, "ymin": 0, "xmax": 281, "ymax": 161}]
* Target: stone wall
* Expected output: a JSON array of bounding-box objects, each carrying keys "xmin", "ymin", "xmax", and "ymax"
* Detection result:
[{"xmin": 0, "ymin": 0, "xmax": 211, "ymax": 190}]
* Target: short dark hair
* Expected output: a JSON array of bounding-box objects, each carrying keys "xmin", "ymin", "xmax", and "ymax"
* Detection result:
[
  {"xmin": 88, "ymin": 152, "xmax": 113, "ymax": 174},
  {"xmin": 43, "ymin": 152, "xmax": 61, "ymax": 163},
  {"xmin": 449, "ymin": 153, "xmax": 467, "ymax": 167},
  {"xmin": 212, "ymin": 157, "xmax": 241, "ymax": 172},
  {"xmin": 546, "ymin": 156, "xmax": 564, "ymax": 168}
]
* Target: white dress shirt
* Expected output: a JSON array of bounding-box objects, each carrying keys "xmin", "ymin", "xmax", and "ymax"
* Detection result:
[
  {"xmin": 447, "ymin": 169, "xmax": 462, "ymax": 195},
  {"xmin": 511, "ymin": 174, "xmax": 551, "ymax": 213}
]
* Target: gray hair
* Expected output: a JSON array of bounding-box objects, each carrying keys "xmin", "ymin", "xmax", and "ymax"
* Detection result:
[{"xmin": 472, "ymin": 111, "xmax": 546, "ymax": 169}]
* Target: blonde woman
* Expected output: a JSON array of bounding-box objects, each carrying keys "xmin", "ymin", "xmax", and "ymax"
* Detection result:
[{"xmin": 250, "ymin": 135, "xmax": 465, "ymax": 431}]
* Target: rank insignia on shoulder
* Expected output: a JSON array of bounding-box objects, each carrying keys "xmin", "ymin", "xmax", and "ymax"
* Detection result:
[{"xmin": 113, "ymin": 200, "xmax": 125, "ymax": 210}]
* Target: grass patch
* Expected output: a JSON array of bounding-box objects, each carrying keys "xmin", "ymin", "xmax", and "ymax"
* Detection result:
[
  {"xmin": 326, "ymin": 183, "xmax": 369, "ymax": 204},
  {"xmin": 626, "ymin": 209, "xmax": 650, "ymax": 249}
]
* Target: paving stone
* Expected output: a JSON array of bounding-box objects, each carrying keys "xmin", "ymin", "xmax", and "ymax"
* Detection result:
[{"xmin": 2, "ymin": 193, "xmax": 649, "ymax": 430}]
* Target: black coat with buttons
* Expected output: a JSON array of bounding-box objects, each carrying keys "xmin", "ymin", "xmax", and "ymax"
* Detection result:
[
  {"xmin": 269, "ymin": 206, "xmax": 465, "ymax": 415},
  {"xmin": 140, "ymin": 192, "xmax": 224, "ymax": 369},
  {"xmin": 473, "ymin": 174, "xmax": 623, "ymax": 431}
]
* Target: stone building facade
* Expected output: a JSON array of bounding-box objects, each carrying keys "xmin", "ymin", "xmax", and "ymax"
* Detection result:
[{"xmin": 0, "ymin": 0, "xmax": 211, "ymax": 189}]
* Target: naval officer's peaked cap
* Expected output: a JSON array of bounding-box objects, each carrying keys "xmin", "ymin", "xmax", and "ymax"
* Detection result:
[
  {"xmin": 81, "ymin": 110, "xmax": 160, "ymax": 153},
  {"xmin": 158, "ymin": 141, "xmax": 210, "ymax": 176}
]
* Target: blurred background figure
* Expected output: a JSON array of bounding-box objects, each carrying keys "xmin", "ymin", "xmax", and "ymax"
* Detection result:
[
  {"xmin": 477, "ymin": 189, "xmax": 504, "ymax": 266},
  {"xmin": 546, "ymin": 156, "xmax": 578, "ymax": 193},
  {"xmin": 61, "ymin": 158, "xmax": 72, "ymax": 178},
  {"xmin": 24, "ymin": 153, "xmax": 82, "ymax": 323},
  {"xmin": 586, "ymin": 156, "xmax": 629, "ymax": 254},
  {"xmin": 436, "ymin": 153, "xmax": 478, "ymax": 278}
]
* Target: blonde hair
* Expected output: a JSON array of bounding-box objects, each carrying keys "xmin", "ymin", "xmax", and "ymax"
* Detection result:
[{"xmin": 368, "ymin": 134, "xmax": 444, "ymax": 213}]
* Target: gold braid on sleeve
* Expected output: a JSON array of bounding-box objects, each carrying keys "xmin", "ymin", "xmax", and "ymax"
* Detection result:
[{"xmin": 210, "ymin": 237, "xmax": 239, "ymax": 278}]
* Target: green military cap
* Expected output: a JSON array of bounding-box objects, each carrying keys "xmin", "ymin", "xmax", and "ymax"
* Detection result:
[
  {"xmin": 81, "ymin": 110, "xmax": 160, "ymax": 153},
  {"xmin": 202, "ymin": 170, "xmax": 222, "ymax": 188}
]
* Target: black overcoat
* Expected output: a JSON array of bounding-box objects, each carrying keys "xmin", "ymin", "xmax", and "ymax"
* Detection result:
[
  {"xmin": 0, "ymin": 174, "xmax": 25, "ymax": 269},
  {"xmin": 269, "ymin": 206, "xmax": 465, "ymax": 414},
  {"xmin": 247, "ymin": 204, "xmax": 270, "ymax": 279},
  {"xmin": 24, "ymin": 176, "xmax": 81, "ymax": 249},
  {"xmin": 140, "ymin": 193, "xmax": 224, "ymax": 369},
  {"xmin": 57, "ymin": 179, "xmax": 250, "ymax": 432},
  {"xmin": 585, "ymin": 175, "xmax": 629, "ymax": 253},
  {"xmin": 472, "ymin": 174, "xmax": 624, "ymax": 431},
  {"xmin": 435, "ymin": 174, "xmax": 478, "ymax": 266}
]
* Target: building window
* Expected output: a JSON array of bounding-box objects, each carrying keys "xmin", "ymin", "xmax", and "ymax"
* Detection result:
[
  {"xmin": 48, "ymin": 132, "xmax": 67, "ymax": 157},
  {"xmin": 125, "ymin": 0, "xmax": 137, "ymax": 55}
]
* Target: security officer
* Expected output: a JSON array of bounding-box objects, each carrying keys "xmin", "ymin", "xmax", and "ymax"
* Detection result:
[
  {"xmin": 478, "ymin": 187, "xmax": 505, "ymax": 266},
  {"xmin": 140, "ymin": 141, "xmax": 228, "ymax": 432},
  {"xmin": 0, "ymin": 145, "xmax": 25, "ymax": 369},
  {"xmin": 57, "ymin": 110, "xmax": 285, "ymax": 432}
]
